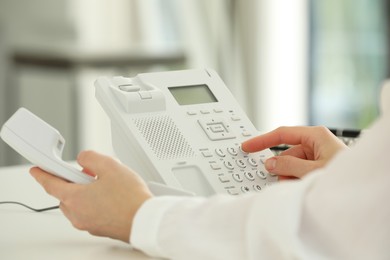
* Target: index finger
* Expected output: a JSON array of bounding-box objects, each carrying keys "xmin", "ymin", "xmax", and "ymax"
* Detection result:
[
  {"xmin": 241, "ymin": 126, "xmax": 313, "ymax": 152},
  {"xmin": 30, "ymin": 167, "xmax": 75, "ymax": 201}
]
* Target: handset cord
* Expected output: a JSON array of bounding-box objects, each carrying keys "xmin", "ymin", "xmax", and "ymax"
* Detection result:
[{"xmin": 0, "ymin": 201, "xmax": 59, "ymax": 212}]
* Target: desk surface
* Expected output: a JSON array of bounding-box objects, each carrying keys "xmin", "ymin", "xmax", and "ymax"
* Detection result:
[{"xmin": 0, "ymin": 164, "xmax": 156, "ymax": 259}]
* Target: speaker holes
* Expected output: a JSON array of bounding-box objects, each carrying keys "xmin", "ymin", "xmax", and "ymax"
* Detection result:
[{"xmin": 133, "ymin": 116, "xmax": 195, "ymax": 160}]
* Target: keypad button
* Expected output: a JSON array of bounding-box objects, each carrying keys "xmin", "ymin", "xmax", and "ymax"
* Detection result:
[
  {"xmin": 253, "ymin": 184, "xmax": 262, "ymax": 192},
  {"xmin": 227, "ymin": 147, "xmax": 238, "ymax": 156},
  {"xmin": 224, "ymin": 161, "xmax": 235, "ymax": 170},
  {"xmin": 241, "ymin": 186, "xmax": 251, "ymax": 193},
  {"xmin": 235, "ymin": 159, "xmax": 246, "ymax": 168},
  {"xmin": 244, "ymin": 171, "xmax": 255, "ymax": 181},
  {"xmin": 256, "ymin": 170, "xmax": 267, "ymax": 179},
  {"xmin": 248, "ymin": 158, "xmax": 258, "ymax": 167},
  {"xmin": 215, "ymin": 148, "xmax": 226, "ymax": 157},
  {"xmin": 232, "ymin": 173, "xmax": 243, "ymax": 182}
]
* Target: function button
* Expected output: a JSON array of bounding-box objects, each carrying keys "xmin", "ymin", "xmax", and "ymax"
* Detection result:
[
  {"xmin": 242, "ymin": 131, "xmax": 252, "ymax": 137},
  {"xmin": 201, "ymin": 150, "xmax": 213, "ymax": 157},
  {"xmin": 227, "ymin": 147, "xmax": 238, "ymax": 156},
  {"xmin": 232, "ymin": 173, "xmax": 243, "ymax": 182},
  {"xmin": 218, "ymin": 175, "xmax": 230, "ymax": 183},
  {"xmin": 187, "ymin": 110, "xmax": 197, "ymax": 115},
  {"xmin": 210, "ymin": 125, "xmax": 225, "ymax": 133},
  {"xmin": 210, "ymin": 162, "xmax": 222, "ymax": 170},
  {"xmin": 253, "ymin": 184, "xmax": 262, "ymax": 192},
  {"xmin": 215, "ymin": 148, "xmax": 226, "ymax": 157},
  {"xmin": 198, "ymin": 118, "xmax": 236, "ymax": 141},
  {"xmin": 176, "ymin": 161, "xmax": 187, "ymax": 165},
  {"xmin": 247, "ymin": 158, "xmax": 258, "ymax": 167},
  {"xmin": 224, "ymin": 161, "xmax": 235, "ymax": 170},
  {"xmin": 213, "ymin": 108, "xmax": 223, "ymax": 113},
  {"xmin": 241, "ymin": 186, "xmax": 251, "ymax": 193},
  {"xmin": 235, "ymin": 159, "xmax": 246, "ymax": 168},
  {"xmin": 256, "ymin": 170, "xmax": 267, "ymax": 179},
  {"xmin": 227, "ymin": 188, "xmax": 239, "ymax": 195},
  {"xmin": 118, "ymin": 84, "xmax": 140, "ymax": 92},
  {"xmin": 231, "ymin": 115, "xmax": 241, "ymax": 121},
  {"xmin": 200, "ymin": 109, "xmax": 211, "ymax": 114},
  {"xmin": 244, "ymin": 171, "xmax": 255, "ymax": 181},
  {"xmin": 138, "ymin": 91, "xmax": 152, "ymax": 99}
]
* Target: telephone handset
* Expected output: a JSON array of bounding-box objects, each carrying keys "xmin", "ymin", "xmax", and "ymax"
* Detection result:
[
  {"xmin": 95, "ymin": 69, "xmax": 278, "ymax": 196},
  {"xmin": 0, "ymin": 108, "xmax": 95, "ymax": 184}
]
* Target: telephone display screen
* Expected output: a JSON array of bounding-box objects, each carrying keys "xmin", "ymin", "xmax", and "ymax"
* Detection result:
[{"xmin": 169, "ymin": 84, "xmax": 218, "ymax": 105}]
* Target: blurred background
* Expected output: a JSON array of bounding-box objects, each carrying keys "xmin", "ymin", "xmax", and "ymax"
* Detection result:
[{"xmin": 0, "ymin": 0, "xmax": 389, "ymax": 166}]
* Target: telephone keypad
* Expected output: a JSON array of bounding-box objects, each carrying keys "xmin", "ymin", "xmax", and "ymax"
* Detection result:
[{"xmin": 202, "ymin": 145, "xmax": 275, "ymax": 195}]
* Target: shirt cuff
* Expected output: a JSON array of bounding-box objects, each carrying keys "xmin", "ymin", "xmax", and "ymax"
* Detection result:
[{"xmin": 130, "ymin": 196, "xmax": 188, "ymax": 257}]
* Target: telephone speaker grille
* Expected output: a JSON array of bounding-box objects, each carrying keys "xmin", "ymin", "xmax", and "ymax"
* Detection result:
[{"xmin": 133, "ymin": 116, "xmax": 195, "ymax": 160}]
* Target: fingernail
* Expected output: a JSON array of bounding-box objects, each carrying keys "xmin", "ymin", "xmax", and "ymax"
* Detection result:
[{"xmin": 265, "ymin": 158, "xmax": 276, "ymax": 170}]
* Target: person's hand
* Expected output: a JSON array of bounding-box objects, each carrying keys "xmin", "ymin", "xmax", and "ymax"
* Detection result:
[
  {"xmin": 241, "ymin": 126, "xmax": 348, "ymax": 179},
  {"xmin": 30, "ymin": 150, "xmax": 153, "ymax": 243}
]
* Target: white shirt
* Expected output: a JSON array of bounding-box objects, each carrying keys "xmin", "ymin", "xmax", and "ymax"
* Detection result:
[{"xmin": 131, "ymin": 107, "xmax": 390, "ymax": 259}]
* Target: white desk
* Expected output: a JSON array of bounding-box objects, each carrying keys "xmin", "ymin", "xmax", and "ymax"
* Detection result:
[{"xmin": 0, "ymin": 164, "xmax": 157, "ymax": 259}]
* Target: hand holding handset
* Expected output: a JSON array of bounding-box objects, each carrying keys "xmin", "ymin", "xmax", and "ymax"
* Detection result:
[
  {"xmin": 0, "ymin": 107, "xmax": 193, "ymax": 196},
  {"xmin": 0, "ymin": 108, "xmax": 95, "ymax": 184}
]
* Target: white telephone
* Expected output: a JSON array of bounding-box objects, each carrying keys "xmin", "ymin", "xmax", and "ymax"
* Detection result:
[{"xmin": 95, "ymin": 69, "xmax": 278, "ymax": 196}]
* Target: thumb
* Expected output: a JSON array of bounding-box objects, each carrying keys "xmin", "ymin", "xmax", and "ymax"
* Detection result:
[{"xmin": 265, "ymin": 156, "xmax": 321, "ymax": 178}]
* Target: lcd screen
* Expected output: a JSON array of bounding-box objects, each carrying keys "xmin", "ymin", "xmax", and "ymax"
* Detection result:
[{"xmin": 168, "ymin": 84, "xmax": 218, "ymax": 105}]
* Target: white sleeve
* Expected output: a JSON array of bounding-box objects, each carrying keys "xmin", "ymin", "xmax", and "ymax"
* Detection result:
[{"xmin": 130, "ymin": 114, "xmax": 390, "ymax": 260}]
